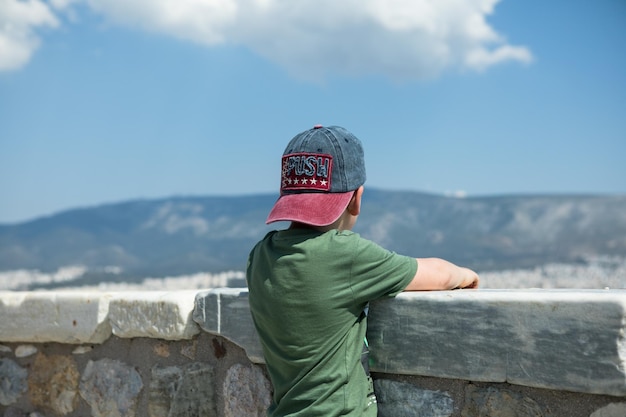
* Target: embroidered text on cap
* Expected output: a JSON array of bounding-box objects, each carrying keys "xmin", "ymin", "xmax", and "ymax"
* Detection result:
[{"xmin": 281, "ymin": 153, "xmax": 333, "ymax": 192}]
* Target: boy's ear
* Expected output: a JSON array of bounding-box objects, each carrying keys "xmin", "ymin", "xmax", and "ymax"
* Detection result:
[{"xmin": 347, "ymin": 186, "xmax": 364, "ymax": 216}]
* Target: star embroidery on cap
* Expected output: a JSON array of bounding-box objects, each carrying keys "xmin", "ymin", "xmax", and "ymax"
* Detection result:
[
  {"xmin": 310, "ymin": 178, "xmax": 318, "ymax": 185},
  {"xmin": 321, "ymin": 180, "xmax": 328, "ymax": 186},
  {"xmin": 302, "ymin": 178, "xmax": 308, "ymax": 185},
  {"xmin": 293, "ymin": 178, "xmax": 299, "ymax": 185}
]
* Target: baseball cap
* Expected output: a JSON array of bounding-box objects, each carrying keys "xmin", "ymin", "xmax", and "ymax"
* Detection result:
[{"xmin": 266, "ymin": 125, "xmax": 366, "ymax": 226}]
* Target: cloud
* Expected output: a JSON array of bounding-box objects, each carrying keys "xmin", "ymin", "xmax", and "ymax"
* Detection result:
[
  {"xmin": 0, "ymin": 0, "xmax": 533, "ymax": 80},
  {"xmin": 86, "ymin": 0, "xmax": 238, "ymax": 45},
  {"xmin": 0, "ymin": 0, "xmax": 59, "ymax": 71}
]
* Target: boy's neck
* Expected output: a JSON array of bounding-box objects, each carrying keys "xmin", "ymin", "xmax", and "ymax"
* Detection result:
[
  {"xmin": 289, "ymin": 213, "xmax": 355, "ymax": 233},
  {"xmin": 289, "ymin": 222, "xmax": 336, "ymax": 232}
]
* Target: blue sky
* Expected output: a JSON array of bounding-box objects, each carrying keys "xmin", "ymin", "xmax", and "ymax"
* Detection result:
[{"xmin": 0, "ymin": 0, "xmax": 624, "ymax": 224}]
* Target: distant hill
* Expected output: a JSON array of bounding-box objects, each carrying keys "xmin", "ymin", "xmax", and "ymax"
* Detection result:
[{"xmin": 1, "ymin": 190, "xmax": 625, "ymax": 281}]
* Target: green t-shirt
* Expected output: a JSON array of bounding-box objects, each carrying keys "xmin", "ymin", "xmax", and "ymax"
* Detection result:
[{"xmin": 246, "ymin": 228, "xmax": 417, "ymax": 416}]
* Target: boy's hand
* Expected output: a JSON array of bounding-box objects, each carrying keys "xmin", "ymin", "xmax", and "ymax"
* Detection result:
[{"xmin": 456, "ymin": 267, "xmax": 479, "ymax": 289}]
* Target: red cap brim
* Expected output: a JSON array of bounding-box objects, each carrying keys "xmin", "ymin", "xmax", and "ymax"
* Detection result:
[{"xmin": 266, "ymin": 191, "xmax": 354, "ymax": 226}]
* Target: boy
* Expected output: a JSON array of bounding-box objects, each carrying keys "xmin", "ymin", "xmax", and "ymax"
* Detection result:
[{"xmin": 246, "ymin": 125, "xmax": 479, "ymax": 416}]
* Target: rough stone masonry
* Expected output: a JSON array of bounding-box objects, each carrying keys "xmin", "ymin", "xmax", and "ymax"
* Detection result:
[{"xmin": 1, "ymin": 289, "xmax": 626, "ymax": 416}]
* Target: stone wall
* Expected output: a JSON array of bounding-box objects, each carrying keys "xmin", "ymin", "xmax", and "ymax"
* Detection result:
[{"xmin": 1, "ymin": 289, "xmax": 626, "ymax": 417}]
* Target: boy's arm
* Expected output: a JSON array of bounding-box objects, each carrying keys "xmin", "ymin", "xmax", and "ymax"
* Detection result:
[{"xmin": 404, "ymin": 258, "xmax": 479, "ymax": 291}]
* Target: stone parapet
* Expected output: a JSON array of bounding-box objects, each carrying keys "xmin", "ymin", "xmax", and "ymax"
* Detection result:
[
  {"xmin": 368, "ymin": 290, "xmax": 626, "ymax": 397},
  {"xmin": 193, "ymin": 288, "xmax": 626, "ymax": 398},
  {"xmin": 2, "ymin": 288, "xmax": 626, "ymax": 417}
]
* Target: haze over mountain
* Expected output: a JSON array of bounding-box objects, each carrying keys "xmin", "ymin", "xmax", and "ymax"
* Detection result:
[{"xmin": 1, "ymin": 189, "xmax": 625, "ymax": 288}]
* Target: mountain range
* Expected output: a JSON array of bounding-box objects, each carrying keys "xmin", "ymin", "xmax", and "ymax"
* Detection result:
[{"xmin": 1, "ymin": 189, "xmax": 625, "ymax": 282}]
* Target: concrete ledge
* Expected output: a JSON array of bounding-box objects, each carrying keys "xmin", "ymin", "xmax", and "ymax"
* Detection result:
[
  {"xmin": 109, "ymin": 291, "xmax": 200, "ymax": 340},
  {"xmin": 0, "ymin": 291, "xmax": 113, "ymax": 344},
  {"xmin": 0, "ymin": 290, "xmax": 203, "ymax": 344}
]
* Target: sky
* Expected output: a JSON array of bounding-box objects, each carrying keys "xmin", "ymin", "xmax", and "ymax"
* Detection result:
[{"xmin": 0, "ymin": 0, "xmax": 625, "ymax": 224}]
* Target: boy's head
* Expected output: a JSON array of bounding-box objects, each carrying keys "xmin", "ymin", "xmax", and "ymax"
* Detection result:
[{"xmin": 266, "ymin": 125, "xmax": 366, "ymax": 226}]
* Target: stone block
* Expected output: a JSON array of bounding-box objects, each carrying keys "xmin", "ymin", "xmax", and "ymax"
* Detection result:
[
  {"xmin": 79, "ymin": 358, "xmax": 143, "ymax": 417},
  {"xmin": 149, "ymin": 362, "xmax": 216, "ymax": 417},
  {"xmin": 0, "ymin": 358, "xmax": 27, "ymax": 406},
  {"xmin": 462, "ymin": 385, "xmax": 546, "ymax": 417},
  {"xmin": 0, "ymin": 291, "xmax": 112, "ymax": 344},
  {"xmin": 193, "ymin": 289, "xmax": 264, "ymax": 363},
  {"xmin": 223, "ymin": 363, "xmax": 272, "ymax": 417},
  {"xmin": 28, "ymin": 353, "xmax": 79, "ymax": 415},
  {"xmin": 375, "ymin": 379, "xmax": 454, "ymax": 417},
  {"xmin": 368, "ymin": 289, "xmax": 626, "ymax": 397},
  {"xmin": 109, "ymin": 291, "xmax": 200, "ymax": 340},
  {"xmin": 591, "ymin": 402, "xmax": 626, "ymax": 417},
  {"xmin": 15, "ymin": 345, "xmax": 37, "ymax": 358}
]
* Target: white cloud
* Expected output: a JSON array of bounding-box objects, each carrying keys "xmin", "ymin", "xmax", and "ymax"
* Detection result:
[
  {"xmin": 86, "ymin": 0, "xmax": 238, "ymax": 44},
  {"xmin": 465, "ymin": 44, "xmax": 533, "ymax": 71},
  {"xmin": 0, "ymin": 0, "xmax": 59, "ymax": 71},
  {"xmin": 0, "ymin": 0, "xmax": 533, "ymax": 80}
]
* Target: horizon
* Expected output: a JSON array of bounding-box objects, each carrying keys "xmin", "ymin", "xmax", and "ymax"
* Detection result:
[{"xmin": 1, "ymin": 0, "xmax": 625, "ymax": 224}]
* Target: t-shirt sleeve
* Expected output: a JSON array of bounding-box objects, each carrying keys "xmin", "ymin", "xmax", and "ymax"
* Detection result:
[{"xmin": 348, "ymin": 234, "xmax": 417, "ymax": 304}]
